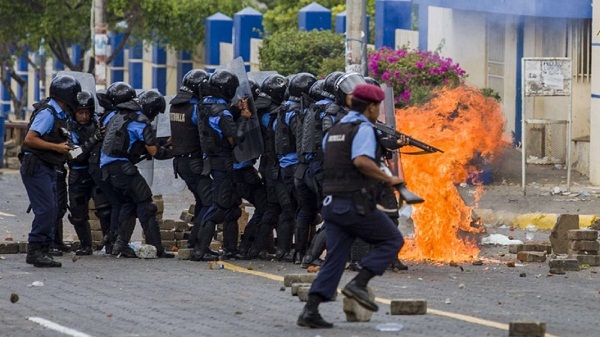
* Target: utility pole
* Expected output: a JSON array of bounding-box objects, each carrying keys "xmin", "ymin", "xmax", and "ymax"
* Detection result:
[
  {"xmin": 345, "ymin": 0, "xmax": 367, "ymax": 75},
  {"xmin": 93, "ymin": 0, "xmax": 108, "ymax": 89}
]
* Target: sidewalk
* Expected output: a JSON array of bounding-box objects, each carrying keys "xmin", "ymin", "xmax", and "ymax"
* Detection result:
[{"xmin": 462, "ymin": 147, "xmax": 600, "ymax": 230}]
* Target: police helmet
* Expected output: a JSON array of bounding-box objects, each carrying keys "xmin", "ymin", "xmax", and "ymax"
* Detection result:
[
  {"xmin": 249, "ymin": 79, "xmax": 260, "ymax": 101},
  {"xmin": 364, "ymin": 76, "xmax": 381, "ymax": 87},
  {"xmin": 260, "ymin": 74, "xmax": 287, "ymax": 104},
  {"xmin": 288, "ymin": 72, "xmax": 317, "ymax": 98},
  {"xmin": 75, "ymin": 91, "xmax": 95, "ymax": 114},
  {"xmin": 308, "ymin": 80, "xmax": 328, "ymax": 101},
  {"xmin": 208, "ymin": 69, "xmax": 239, "ymax": 101},
  {"xmin": 334, "ymin": 72, "xmax": 366, "ymax": 106},
  {"xmin": 324, "ymin": 71, "xmax": 344, "ymax": 97},
  {"xmin": 49, "ymin": 75, "xmax": 82, "ymax": 112},
  {"xmin": 182, "ymin": 69, "xmax": 209, "ymax": 98},
  {"xmin": 107, "ymin": 81, "xmax": 136, "ymax": 106},
  {"xmin": 138, "ymin": 89, "xmax": 166, "ymax": 121},
  {"xmin": 96, "ymin": 89, "xmax": 114, "ymax": 111}
]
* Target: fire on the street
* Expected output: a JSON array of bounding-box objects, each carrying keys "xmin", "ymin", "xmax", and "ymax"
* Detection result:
[{"xmin": 397, "ymin": 85, "xmax": 510, "ymax": 262}]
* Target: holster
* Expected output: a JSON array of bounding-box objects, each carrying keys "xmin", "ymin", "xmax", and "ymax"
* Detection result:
[
  {"xmin": 352, "ymin": 188, "xmax": 376, "ymax": 216},
  {"xmin": 23, "ymin": 154, "xmax": 38, "ymax": 176}
]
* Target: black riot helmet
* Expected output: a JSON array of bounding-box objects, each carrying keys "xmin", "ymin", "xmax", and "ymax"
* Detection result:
[
  {"xmin": 138, "ymin": 89, "xmax": 166, "ymax": 121},
  {"xmin": 288, "ymin": 72, "xmax": 317, "ymax": 99},
  {"xmin": 364, "ymin": 76, "xmax": 381, "ymax": 87},
  {"xmin": 75, "ymin": 91, "xmax": 95, "ymax": 114},
  {"xmin": 260, "ymin": 74, "xmax": 287, "ymax": 104},
  {"xmin": 182, "ymin": 69, "xmax": 209, "ymax": 98},
  {"xmin": 208, "ymin": 69, "xmax": 239, "ymax": 101},
  {"xmin": 96, "ymin": 89, "xmax": 114, "ymax": 112},
  {"xmin": 334, "ymin": 72, "xmax": 366, "ymax": 106},
  {"xmin": 106, "ymin": 81, "xmax": 136, "ymax": 106},
  {"xmin": 308, "ymin": 79, "xmax": 328, "ymax": 101},
  {"xmin": 324, "ymin": 71, "xmax": 344, "ymax": 97},
  {"xmin": 248, "ymin": 79, "xmax": 260, "ymax": 101},
  {"xmin": 49, "ymin": 75, "xmax": 82, "ymax": 112}
]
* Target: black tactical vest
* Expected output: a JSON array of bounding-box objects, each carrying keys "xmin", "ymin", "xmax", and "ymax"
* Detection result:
[
  {"xmin": 21, "ymin": 100, "xmax": 69, "ymax": 166},
  {"xmin": 198, "ymin": 103, "xmax": 231, "ymax": 156},
  {"xmin": 299, "ymin": 100, "xmax": 331, "ymax": 162},
  {"xmin": 258, "ymin": 105, "xmax": 282, "ymax": 180},
  {"xmin": 322, "ymin": 103, "xmax": 347, "ymax": 132},
  {"xmin": 322, "ymin": 120, "xmax": 382, "ymax": 196},
  {"xmin": 275, "ymin": 101, "xmax": 300, "ymax": 155},
  {"xmin": 170, "ymin": 101, "xmax": 201, "ymax": 156},
  {"xmin": 102, "ymin": 110, "xmax": 149, "ymax": 160}
]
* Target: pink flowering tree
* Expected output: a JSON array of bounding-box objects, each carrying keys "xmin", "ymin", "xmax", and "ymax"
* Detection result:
[{"xmin": 368, "ymin": 47, "xmax": 467, "ymax": 107}]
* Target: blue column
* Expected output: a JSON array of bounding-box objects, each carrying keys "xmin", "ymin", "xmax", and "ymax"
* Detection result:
[
  {"xmin": 335, "ymin": 11, "xmax": 370, "ymax": 39},
  {"xmin": 129, "ymin": 43, "xmax": 143, "ymax": 90},
  {"xmin": 234, "ymin": 7, "xmax": 263, "ymax": 72},
  {"xmin": 205, "ymin": 13, "xmax": 233, "ymax": 72},
  {"xmin": 299, "ymin": 2, "xmax": 331, "ymax": 31},
  {"xmin": 151, "ymin": 44, "xmax": 167, "ymax": 95},
  {"xmin": 34, "ymin": 53, "xmax": 40, "ymax": 102},
  {"xmin": 375, "ymin": 0, "xmax": 412, "ymax": 48},
  {"xmin": 53, "ymin": 59, "xmax": 64, "ymax": 76},
  {"xmin": 177, "ymin": 51, "xmax": 193, "ymax": 88},
  {"xmin": 0, "ymin": 81, "xmax": 9, "ymax": 164},
  {"xmin": 17, "ymin": 56, "xmax": 28, "ymax": 119},
  {"xmin": 110, "ymin": 32, "xmax": 125, "ymax": 83},
  {"xmin": 71, "ymin": 45, "xmax": 82, "ymax": 67}
]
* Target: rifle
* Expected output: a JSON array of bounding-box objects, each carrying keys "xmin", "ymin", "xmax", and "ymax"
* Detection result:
[
  {"xmin": 375, "ymin": 121, "xmax": 444, "ymax": 154},
  {"xmin": 395, "ymin": 182, "xmax": 424, "ymax": 204}
]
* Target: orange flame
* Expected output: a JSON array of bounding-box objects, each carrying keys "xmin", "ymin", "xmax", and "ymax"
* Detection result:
[{"xmin": 397, "ymin": 85, "xmax": 510, "ymax": 262}]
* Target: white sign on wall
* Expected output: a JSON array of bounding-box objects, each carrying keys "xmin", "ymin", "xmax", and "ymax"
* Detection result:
[{"xmin": 523, "ymin": 57, "xmax": 571, "ymax": 96}]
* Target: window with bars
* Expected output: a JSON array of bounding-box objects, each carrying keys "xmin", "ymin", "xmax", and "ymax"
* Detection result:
[{"xmin": 567, "ymin": 19, "xmax": 592, "ymax": 83}]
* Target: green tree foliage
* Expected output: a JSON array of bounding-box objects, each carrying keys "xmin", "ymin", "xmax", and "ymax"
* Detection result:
[
  {"xmin": 259, "ymin": 28, "xmax": 344, "ymax": 77},
  {"xmin": 263, "ymin": 0, "xmax": 345, "ymax": 33}
]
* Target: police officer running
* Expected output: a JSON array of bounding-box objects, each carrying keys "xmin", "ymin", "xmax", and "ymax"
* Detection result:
[
  {"xmin": 20, "ymin": 75, "xmax": 81, "ymax": 267},
  {"xmin": 297, "ymin": 83, "xmax": 405, "ymax": 328},
  {"xmin": 100, "ymin": 89, "xmax": 174, "ymax": 258}
]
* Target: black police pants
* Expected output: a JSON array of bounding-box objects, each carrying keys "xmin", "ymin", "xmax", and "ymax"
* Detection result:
[
  {"xmin": 21, "ymin": 157, "xmax": 58, "ymax": 245},
  {"xmin": 309, "ymin": 196, "xmax": 404, "ymax": 301}
]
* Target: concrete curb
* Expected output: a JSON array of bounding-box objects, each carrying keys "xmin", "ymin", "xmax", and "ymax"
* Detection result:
[{"xmin": 475, "ymin": 208, "xmax": 599, "ymax": 230}]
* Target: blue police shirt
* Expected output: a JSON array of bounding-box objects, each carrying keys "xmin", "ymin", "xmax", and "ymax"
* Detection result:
[
  {"xmin": 203, "ymin": 97, "xmax": 233, "ymax": 139},
  {"xmin": 29, "ymin": 99, "xmax": 67, "ymax": 136},
  {"xmin": 274, "ymin": 100, "xmax": 299, "ymax": 168},
  {"xmin": 315, "ymin": 98, "xmax": 332, "ymax": 120},
  {"xmin": 100, "ymin": 111, "xmax": 148, "ymax": 167},
  {"xmin": 233, "ymin": 160, "xmax": 252, "ymax": 170},
  {"xmin": 323, "ymin": 110, "xmax": 377, "ymax": 160}
]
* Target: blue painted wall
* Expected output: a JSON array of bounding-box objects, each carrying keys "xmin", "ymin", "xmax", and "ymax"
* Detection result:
[{"xmin": 413, "ymin": 0, "xmax": 591, "ymax": 18}]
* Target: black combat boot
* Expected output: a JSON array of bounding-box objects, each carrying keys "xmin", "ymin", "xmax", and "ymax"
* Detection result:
[
  {"xmin": 74, "ymin": 221, "xmax": 93, "ymax": 256},
  {"xmin": 191, "ymin": 221, "xmax": 218, "ymax": 261},
  {"xmin": 342, "ymin": 268, "xmax": 378, "ymax": 312},
  {"xmin": 297, "ymin": 294, "xmax": 333, "ymax": 328},
  {"xmin": 102, "ymin": 231, "xmax": 116, "ymax": 255},
  {"xmin": 142, "ymin": 217, "xmax": 174, "ymax": 258},
  {"xmin": 111, "ymin": 217, "xmax": 137, "ymax": 258},
  {"xmin": 301, "ymin": 229, "xmax": 326, "ymax": 268},
  {"xmin": 26, "ymin": 243, "xmax": 62, "ymax": 268}
]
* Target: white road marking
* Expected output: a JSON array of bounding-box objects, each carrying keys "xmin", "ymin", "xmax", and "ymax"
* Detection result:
[
  {"xmin": 28, "ymin": 317, "xmax": 94, "ymax": 337},
  {"xmin": 0, "ymin": 211, "xmax": 15, "ymax": 217}
]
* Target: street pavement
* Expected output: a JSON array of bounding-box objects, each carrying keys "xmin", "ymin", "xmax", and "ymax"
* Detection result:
[{"xmin": 1, "ymin": 145, "xmax": 600, "ymax": 337}]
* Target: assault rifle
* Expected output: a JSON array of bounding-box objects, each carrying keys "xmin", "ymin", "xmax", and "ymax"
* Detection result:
[{"xmin": 375, "ymin": 121, "xmax": 444, "ymax": 154}]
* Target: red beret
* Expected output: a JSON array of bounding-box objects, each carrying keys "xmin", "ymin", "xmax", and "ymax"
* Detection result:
[{"xmin": 352, "ymin": 83, "xmax": 385, "ymax": 103}]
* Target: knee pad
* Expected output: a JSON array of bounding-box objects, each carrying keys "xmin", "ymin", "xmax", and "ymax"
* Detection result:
[{"xmin": 129, "ymin": 175, "xmax": 152, "ymax": 203}]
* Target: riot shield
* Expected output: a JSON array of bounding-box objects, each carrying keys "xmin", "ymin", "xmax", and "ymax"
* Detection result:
[
  {"xmin": 221, "ymin": 57, "xmax": 264, "ymax": 162},
  {"xmin": 378, "ymin": 84, "xmax": 399, "ymax": 176},
  {"xmin": 137, "ymin": 93, "xmax": 186, "ymax": 195},
  {"xmin": 247, "ymin": 71, "xmax": 277, "ymax": 87},
  {"xmin": 56, "ymin": 71, "xmax": 101, "ymax": 115}
]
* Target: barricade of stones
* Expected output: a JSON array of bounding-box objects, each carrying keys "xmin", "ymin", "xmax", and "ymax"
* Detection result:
[
  {"xmin": 508, "ymin": 243, "xmax": 552, "ymax": 263},
  {"xmin": 567, "ymin": 229, "xmax": 599, "ymax": 266}
]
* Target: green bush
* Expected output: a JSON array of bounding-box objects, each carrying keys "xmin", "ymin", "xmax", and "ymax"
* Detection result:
[{"xmin": 259, "ymin": 28, "xmax": 345, "ymax": 77}]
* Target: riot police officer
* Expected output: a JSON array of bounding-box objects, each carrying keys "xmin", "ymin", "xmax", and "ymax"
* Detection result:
[
  {"xmin": 169, "ymin": 69, "xmax": 215, "ymax": 251},
  {"xmin": 20, "ymin": 75, "xmax": 81, "ymax": 267},
  {"xmin": 297, "ymin": 84, "xmax": 405, "ymax": 328},
  {"xmin": 66, "ymin": 91, "xmax": 103, "ymax": 255},
  {"xmin": 246, "ymin": 74, "xmax": 289, "ymax": 259},
  {"xmin": 100, "ymin": 89, "xmax": 174, "ymax": 258},
  {"xmin": 192, "ymin": 69, "xmax": 243, "ymax": 261},
  {"xmin": 275, "ymin": 72, "xmax": 316, "ymax": 262}
]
